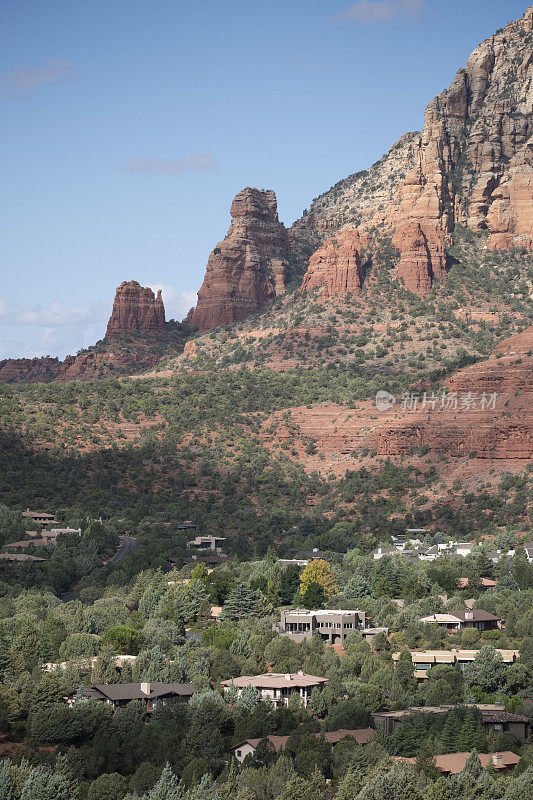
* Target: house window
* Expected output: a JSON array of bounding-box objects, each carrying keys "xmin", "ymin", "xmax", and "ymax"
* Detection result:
[
  {"xmin": 492, "ymin": 724, "xmax": 503, "ymax": 732},
  {"xmin": 415, "ymin": 663, "xmax": 432, "ymax": 671}
]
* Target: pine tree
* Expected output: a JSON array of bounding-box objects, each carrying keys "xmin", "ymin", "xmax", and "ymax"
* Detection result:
[
  {"xmin": 394, "ymin": 649, "xmax": 417, "ymax": 695},
  {"xmin": 20, "ymin": 767, "xmax": 73, "ymax": 800},
  {"xmin": 0, "ymin": 759, "xmax": 12, "ymax": 800},
  {"xmin": 146, "ymin": 763, "xmax": 185, "ymax": 800},
  {"xmin": 221, "ymin": 583, "xmax": 259, "ymax": 621},
  {"xmin": 336, "ymin": 766, "xmax": 365, "ymax": 800},
  {"xmin": 187, "ymin": 773, "xmax": 218, "ymax": 800},
  {"xmin": 461, "ymin": 750, "xmax": 483, "ymax": 779},
  {"xmin": 439, "ymin": 712, "xmax": 458, "ymax": 754},
  {"xmin": 457, "ymin": 708, "xmax": 486, "ymax": 752}
]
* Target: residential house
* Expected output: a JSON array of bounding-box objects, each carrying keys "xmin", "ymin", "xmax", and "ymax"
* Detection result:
[
  {"xmin": 391, "ymin": 649, "xmax": 519, "ymax": 680},
  {"xmin": 419, "ymin": 610, "xmax": 502, "ymax": 631},
  {"xmin": 21, "ymin": 509, "xmax": 58, "ymax": 526},
  {"xmin": 458, "ymin": 577, "xmax": 497, "ymax": 591},
  {"xmin": 292, "ymin": 548, "xmax": 330, "ymax": 561},
  {"xmin": 372, "ymin": 704, "xmax": 528, "ymax": 743},
  {"xmin": 275, "ymin": 608, "xmax": 366, "ymax": 645},
  {"xmin": 0, "ymin": 553, "xmax": 45, "ymax": 562},
  {"xmin": 82, "ymin": 681, "xmax": 196, "ymax": 712},
  {"xmin": 221, "ymin": 672, "xmax": 327, "ymax": 708},
  {"xmin": 5, "ymin": 539, "xmax": 49, "ymax": 550},
  {"xmin": 394, "ymin": 751, "xmax": 520, "ymax": 775},
  {"xmin": 186, "ymin": 535, "xmax": 225, "ymax": 552},
  {"xmin": 45, "ymin": 655, "xmax": 136, "ymax": 673},
  {"xmin": 233, "ymin": 729, "xmax": 375, "ymax": 763}
]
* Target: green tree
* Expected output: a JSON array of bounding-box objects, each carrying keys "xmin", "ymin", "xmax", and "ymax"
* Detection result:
[
  {"xmin": 87, "ymin": 772, "xmax": 128, "ymax": 800},
  {"xmin": 221, "ymin": 584, "xmax": 260, "ymax": 621},
  {"xmin": 145, "ymin": 763, "xmax": 185, "ymax": 800},
  {"xmin": 457, "ymin": 708, "xmax": 486, "ymax": 752},
  {"xmin": 102, "ymin": 625, "xmax": 141, "ymax": 654}
]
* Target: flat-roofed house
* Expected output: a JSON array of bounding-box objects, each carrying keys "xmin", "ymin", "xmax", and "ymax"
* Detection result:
[
  {"xmin": 392, "ymin": 649, "xmax": 519, "ymax": 680},
  {"xmin": 221, "ymin": 672, "xmax": 327, "ymax": 708},
  {"xmin": 83, "ymin": 681, "xmax": 196, "ymax": 712},
  {"xmin": 276, "ymin": 608, "xmax": 366, "ymax": 645},
  {"xmin": 372, "ymin": 704, "xmax": 528, "ymax": 743},
  {"xmin": 21, "ymin": 509, "xmax": 58, "ymax": 526},
  {"xmin": 0, "ymin": 553, "xmax": 45, "ymax": 562},
  {"xmin": 186, "ymin": 535, "xmax": 226, "ymax": 553},
  {"xmin": 420, "ymin": 610, "xmax": 501, "ymax": 631}
]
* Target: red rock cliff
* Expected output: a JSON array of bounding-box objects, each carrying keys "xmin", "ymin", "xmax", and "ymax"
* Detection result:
[
  {"xmin": 188, "ymin": 187, "xmax": 289, "ymax": 331},
  {"xmin": 392, "ymin": 221, "xmax": 447, "ymax": 296},
  {"xmin": 106, "ymin": 281, "xmax": 165, "ymax": 338},
  {"xmin": 291, "ymin": 6, "xmax": 533, "ymax": 283},
  {"xmin": 300, "ymin": 226, "xmax": 365, "ymax": 297}
]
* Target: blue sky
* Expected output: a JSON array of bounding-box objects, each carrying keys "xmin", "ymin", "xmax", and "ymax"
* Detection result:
[{"xmin": 0, "ymin": 0, "xmax": 529, "ymax": 359}]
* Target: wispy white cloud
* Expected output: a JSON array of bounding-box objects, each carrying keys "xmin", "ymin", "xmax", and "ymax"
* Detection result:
[
  {"xmin": 145, "ymin": 284, "xmax": 197, "ymax": 321},
  {"xmin": 335, "ymin": 0, "xmax": 425, "ymax": 23},
  {"xmin": 0, "ymin": 285, "xmax": 196, "ymax": 359},
  {"xmin": 1, "ymin": 58, "xmax": 74, "ymax": 94},
  {"xmin": 0, "ymin": 297, "xmax": 109, "ymax": 359},
  {"xmin": 122, "ymin": 154, "xmax": 218, "ymax": 175}
]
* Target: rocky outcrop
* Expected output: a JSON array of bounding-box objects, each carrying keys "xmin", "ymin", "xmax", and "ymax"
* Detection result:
[
  {"xmin": 375, "ymin": 326, "xmax": 533, "ymax": 459},
  {"xmin": 188, "ymin": 188, "xmax": 289, "ymax": 331},
  {"xmin": 106, "ymin": 281, "xmax": 165, "ymax": 338},
  {"xmin": 300, "ymin": 226, "xmax": 365, "ymax": 297},
  {"xmin": 290, "ymin": 6, "xmax": 533, "ymax": 274},
  {"xmin": 392, "ymin": 221, "xmax": 447, "ymax": 296},
  {"xmin": 0, "ymin": 357, "xmax": 61, "ymax": 384}
]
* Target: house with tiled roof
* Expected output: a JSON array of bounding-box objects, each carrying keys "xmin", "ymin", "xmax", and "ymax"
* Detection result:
[
  {"xmin": 221, "ymin": 671, "xmax": 327, "ymax": 708},
  {"xmin": 233, "ymin": 728, "xmax": 375, "ymax": 763}
]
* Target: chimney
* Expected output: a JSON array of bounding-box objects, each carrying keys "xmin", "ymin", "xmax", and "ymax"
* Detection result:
[
  {"xmin": 465, "ymin": 611, "xmax": 474, "ymax": 620},
  {"xmin": 492, "ymin": 753, "xmax": 503, "ymax": 767},
  {"xmin": 297, "ymin": 670, "xmax": 304, "ymax": 676},
  {"xmin": 140, "ymin": 682, "xmax": 151, "ymax": 695},
  {"xmin": 285, "ymin": 673, "xmax": 291, "ymax": 681}
]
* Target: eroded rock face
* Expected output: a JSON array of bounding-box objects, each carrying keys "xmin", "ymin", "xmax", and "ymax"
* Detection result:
[
  {"xmin": 300, "ymin": 226, "xmax": 365, "ymax": 297},
  {"xmin": 392, "ymin": 221, "xmax": 447, "ymax": 296},
  {"xmin": 0, "ymin": 357, "xmax": 61, "ymax": 384},
  {"xmin": 188, "ymin": 187, "xmax": 289, "ymax": 331},
  {"xmin": 390, "ymin": 7, "xmax": 533, "ymax": 248},
  {"xmin": 375, "ymin": 326, "xmax": 533, "ymax": 459},
  {"xmin": 290, "ymin": 6, "xmax": 533, "ymax": 275},
  {"xmin": 106, "ymin": 281, "xmax": 165, "ymax": 338}
]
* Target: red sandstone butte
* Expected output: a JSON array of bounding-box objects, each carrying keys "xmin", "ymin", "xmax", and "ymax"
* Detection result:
[
  {"xmin": 106, "ymin": 281, "xmax": 165, "ymax": 338},
  {"xmin": 188, "ymin": 187, "xmax": 289, "ymax": 331},
  {"xmin": 300, "ymin": 226, "xmax": 365, "ymax": 297}
]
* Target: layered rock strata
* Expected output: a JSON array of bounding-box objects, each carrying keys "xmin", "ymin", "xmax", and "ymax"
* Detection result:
[
  {"xmin": 291, "ymin": 6, "xmax": 533, "ymax": 289},
  {"xmin": 300, "ymin": 226, "xmax": 365, "ymax": 297},
  {"xmin": 188, "ymin": 188, "xmax": 289, "ymax": 331},
  {"xmin": 106, "ymin": 281, "xmax": 165, "ymax": 338}
]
